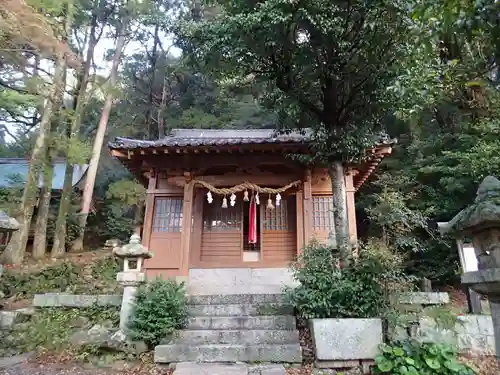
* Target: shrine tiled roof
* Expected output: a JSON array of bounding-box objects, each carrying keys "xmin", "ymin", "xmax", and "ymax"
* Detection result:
[{"xmin": 108, "ymin": 129, "xmax": 311, "ymax": 149}]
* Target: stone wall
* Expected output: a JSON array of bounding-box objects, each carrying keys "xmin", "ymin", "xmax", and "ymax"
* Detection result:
[
  {"xmin": 32, "ymin": 293, "xmax": 122, "ymax": 308},
  {"xmin": 412, "ymin": 315, "xmax": 495, "ymax": 355}
]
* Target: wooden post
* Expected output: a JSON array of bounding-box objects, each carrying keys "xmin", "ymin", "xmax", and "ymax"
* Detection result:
[
  {"xmin": 190, "ymin": 190, "xmax": 204, "ymax": 266},
  {"xmin": 303, "ymin": 169, "xmax": 312, "ymax": 246},
  {"xmin": 296, "ymin": 190, "xmax": 304, "ymax": 256},
  {"xmin": 180, "ymin": 176, "xmax": 195, "ymax": 277},
  {"xmin": 142, "ymin": 171, "xmax": 157, "ymax": 249}
]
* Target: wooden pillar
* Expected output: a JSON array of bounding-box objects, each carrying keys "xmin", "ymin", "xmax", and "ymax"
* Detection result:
[
  {"xmin": 303, "ymin": 169, "xmax": 312, "ymax": 246},
  {"xmin": 190, "ymin": 189, "xmax": 204, "ymax": 266},
  {"xmin": 180, "ymin": 176, "xmax": 195, "ymax": 277},
  {"xmin": 345, "ymin": 172, "xmax": 357, "ymax": 246},
  {"xmin": 296, "ymin": 190, "xmax": 304, "ymax": 256},
  {"xmin": 142, "ymin": 171, "xmax": 157, "ymax": 249}
]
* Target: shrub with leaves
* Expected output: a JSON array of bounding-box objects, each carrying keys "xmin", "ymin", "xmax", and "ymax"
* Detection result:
[
  {"xmin": 374, "ymin": 341, "xmax": 476, "ymax": 375},
  {"xmin": 128, "ymin": 278, "xmax": 188, "ymax": 349},
  {"xmin": 285, "ymin": 240, "xmax": 411, "ymax": 319}
]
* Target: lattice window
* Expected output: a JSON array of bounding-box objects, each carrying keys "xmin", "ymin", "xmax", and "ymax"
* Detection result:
[
  {"xmin": 263, "ymin": 197, "xmax": 295, "ymax": 231},
  {"xmin": 203, "ymin": 197, "xmax": 242, "ymax": 231},
  {"xmin": 312, "ymin": 196, "xmax": 334, "ymax": 231},
  {"xmin": 153, "ymin": 198, "xmax": 183, "ymax": 232}
]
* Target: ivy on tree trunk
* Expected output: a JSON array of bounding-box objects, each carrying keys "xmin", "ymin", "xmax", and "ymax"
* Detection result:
[
  {"xmin": 328, "ymin": 161, "xmax": 350, "ymax": 267},
  {"xmin": 3, "ymin": 55, "xmax": 66, "ymax": 265},
  {"xmin": 32, "ymin": 154, "xmax": 54, "ymax": 259}
]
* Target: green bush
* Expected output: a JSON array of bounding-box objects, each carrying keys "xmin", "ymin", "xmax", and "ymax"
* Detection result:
[
  {"xmin": 285, "ymin": 240, "xmax": 411, "ymax": 319},
  {"xmin": 128, "ymin": 278, "xmax": 188, "ymax": 349},
  {"xmin": 374, "ymin": 341, "xmax": 476, "ymax": 375},
  {"xmin": 0, "ymin": 262, "xmax": 82, "ymax": 298},
  {"xmin": 0, "ymin": 257, "xmax": 121, "ymax": 298}
]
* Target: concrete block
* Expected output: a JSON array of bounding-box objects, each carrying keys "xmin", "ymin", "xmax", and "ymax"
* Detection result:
[
  {"xmin": 315, "ymin": 360, "xmax": 360, "ymax": 369},
  {"xmin": 457, "ymin": 334, "xmax": 475, "ymax": 350},
  {"xmin": 61, "ymin": 294, "xmax": 98, "ymax": 307},
  {"xmin": 260, "ymin": 365, "xmax": 288, "ymax": 375},
  {"xmin": 0, "ymin": 311, "xmax": 17, "ymax": 329},
  {"xmin": 418, "ymin": 317, "xmax": 458, "ymax": 346},
  {"xmin": 476, "ymin": 315, "xmax": 494, "ymax": 336},
  {"xmin": 33, "ymin": 293, "xmax": 59, "ymax": 307},
  {"xmin": 399, "ymin": 292, "xmax": 450, "ymax": 305},
  {"xmin": 96, "ymin": 294, "xmax": 122, "ymax": 306},
  {"xmin": 248, "ymin": 365, "xmax": 287, "ymax": 375},
  {"xmin": 173, "ymin": 362, "xmax": 247, "ymax": 375},
  {"xmin": 154, "ymin": 343, "xmax": 302, "ymax": 363},
  {"xmin": 310, "ymin": 319, "xmax": 383, "ymax": 361},
  {"xmin": 172, "ymin": 329, "xmax": 299, "ymax": 345},
  {"xmin": 486, "ymin": 336, "xmax": 496, "ymax": 354},
  {"xmin": 33, "ymin": 293, "xmax": 121, "ymax": 308}
]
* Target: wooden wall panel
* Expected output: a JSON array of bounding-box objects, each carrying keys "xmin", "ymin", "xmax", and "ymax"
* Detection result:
[
  {"xmin": 156, "ymin": 177, "xmax": 183, "ymax": 193},
  {"xmin": 262, "ymin": 231, "xmax": 297, "ymax": 262},
  {"xmin": 200, "ymin": 232, "xmax": 241, "ymax": 262},
  {"xmin": 148, "ymin": 235, "xmax": 182, "ymax": 269},
  {"xmin": 311, "ymin": 169, "xmax": 332, "ymax": 195}
]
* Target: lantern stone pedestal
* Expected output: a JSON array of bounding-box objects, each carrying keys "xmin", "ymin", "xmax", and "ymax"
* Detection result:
[
  {"xmin": 112, "ymin": 234, "xmax": 152, "ymax": 332},
  {"xmin": 440, "ymin": 176, "xmax": 500, "ymax": 365}
]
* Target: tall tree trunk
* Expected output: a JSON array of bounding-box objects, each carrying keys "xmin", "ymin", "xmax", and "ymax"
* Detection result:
[
  {"xmin": 32, "ymin": 152, "xmax": 54, "ymax": 259},
  {"xmin": 146, "ymin": 22, "xmax": 160, "ymax": 139},
  {"xmin": 328, "ymin": 161, "xmax": 351, "ymax": 268},
  {"xmin": 32, "ymin": 63, "xmax": 67, "ymax": 259},
  {"xmin": 158, "ymin": 74, "xmax": 168, "ymax": 137},
  {"xmin": 51, "ymin": 5, "xmax": 99, "ymax": 257},
  {"xmin": 2, "ymin": 57, "xmax": 66, "ymax": 265},
  {"xmin": 71, "ymin": 15, "xmax": 129, "ymax": 252}
]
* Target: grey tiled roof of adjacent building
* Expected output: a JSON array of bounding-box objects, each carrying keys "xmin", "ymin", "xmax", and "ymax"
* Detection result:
[
  {"xmin": 0, "ymin": 158, "xmax": 88, "ymax": 190},
  {"xmin": 109, "ymin": 129, "xmax": 311, "ymax": 149}
]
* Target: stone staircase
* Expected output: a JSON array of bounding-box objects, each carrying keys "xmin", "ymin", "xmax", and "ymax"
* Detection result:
[{"xmin": 154, "ymin": 294, "xmax": 302, "ymax": 364}]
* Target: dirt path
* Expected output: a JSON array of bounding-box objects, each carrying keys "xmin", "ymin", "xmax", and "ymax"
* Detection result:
[{"xmin": 0, "ymin": 356, "xmax": 171, "ymax": 375}]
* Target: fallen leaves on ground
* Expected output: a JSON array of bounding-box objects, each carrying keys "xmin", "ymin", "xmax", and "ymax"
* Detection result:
[
  {"xmin": 461, "ymin": 355, "xmax": 498, "ymax": 375},
  {"xmin": 286, "ymin": 356, "xmax": 498, "ymax": 375}
]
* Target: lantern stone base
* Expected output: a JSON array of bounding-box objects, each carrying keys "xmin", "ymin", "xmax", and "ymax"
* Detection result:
[
  {"xmin": 462, "ymin": 269, "xmax": 500, "ymax": 365},
  {"xmin": 116, "ymin": 271, "xmax": 145, "ymax": 331},
  {"xmin": 462, "ymin": 269, "xmax": 500, "ymax": 295}
]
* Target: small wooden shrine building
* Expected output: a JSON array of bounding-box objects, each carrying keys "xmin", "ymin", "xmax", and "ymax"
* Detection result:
[{"xmin": 109, "ymin": 129, "xmax": 392, "ymax": 294}]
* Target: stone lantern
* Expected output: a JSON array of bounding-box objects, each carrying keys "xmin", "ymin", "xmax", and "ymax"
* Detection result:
[
  {"xmin": 112, "ymin": 234, "xmax": 152, "ymax": 331},
  {"xmin": 439, "ymin": 176, "xmax": 500, "ymax": 365}
]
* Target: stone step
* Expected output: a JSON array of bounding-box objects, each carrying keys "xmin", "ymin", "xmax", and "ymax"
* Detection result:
[
  {"xmin": 173, "ymin": 363, "xmax": 248, "ymax": 375},
  {"xmin": 171, "ymin": 329, "xmax": 300, "ymax": 345},
  {"xmin": 187, "ymin": 303, "xmax": 293, "ymax": 317},
  {"xmin": 155, "ymin": 343, "xmax": 302, "ymax": 363},
  {"xmin": 187, "ymin": 315, "xmax": 296, "ymax": 330},
  {"xmin": 187, "ymin": 293, "xmax": 286, "ymax": 305}
]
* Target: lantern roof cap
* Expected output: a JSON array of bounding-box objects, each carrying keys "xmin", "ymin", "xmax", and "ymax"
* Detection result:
[
  {"xmin": 113, "ymin": 234, "xmax": 152, "ymax": 259},
  {"xmin": 441, "ymin": 176, "xmax": 500, "ymax": 236}
]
